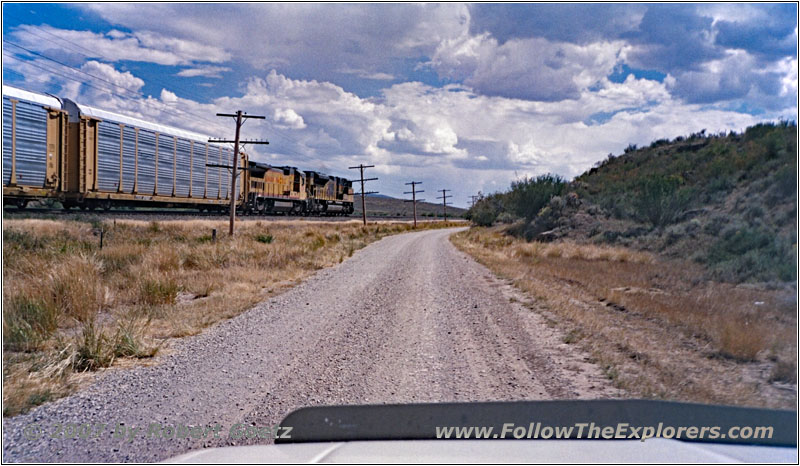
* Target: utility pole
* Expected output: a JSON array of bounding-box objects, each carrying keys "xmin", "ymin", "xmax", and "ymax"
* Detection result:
[
  {"xmin": 209, "ymin": 111, "xmax": 269, "ymax": 236},
  {"xmin": 404, "ymin": 181, "xmax": 424, "ymax": 228},
  {"xmin": 469, "ymin": 195, "xmax": 480, "ymax": 208},
  {"xmin": 348, "ymin": 164, "xmax": 378, "ymax": 225},
  {"xmin": 436, "ymin": 189, "xmax": 451, "ymax": 221}
]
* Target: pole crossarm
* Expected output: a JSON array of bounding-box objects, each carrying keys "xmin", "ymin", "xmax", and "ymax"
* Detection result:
[
  {"xmin": 208, "ymin": 139, "xmax": 269, "ymax": 145},
  {"xmin": 216, "ymin": 113, "xmax": 266, "ymax": 119},
  {"xmin": 205, "ymin": 163, "xmax": 252, "ymax": 170}
]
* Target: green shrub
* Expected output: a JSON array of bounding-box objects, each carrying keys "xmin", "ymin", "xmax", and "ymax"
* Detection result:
[
  {"xmin": 507, "ymin": 174, "xmax": 566, "ymax": 221},
  {"xmin": 309, "ymin": 234, "xmax": 326, "ymax": 250},
  {"xmin": 632, "ymin": 175, "xmax": 692, "ymax": 227},
  {"xmin": 706, "ymin": 227, "xmax": 796, "ymax": 282},
  {"xmin": 470, "ymin": 202, "xmax": 498, "ymax": 226},
  {"xmin": 256, "ymin": 233, "xmax": 274, "ymax": 244},
  {"xmin": 772, "ymin": 165, "xmax": 797, "ymax": 199},
  {"xmin": 496, "ymin": 212, "xmax": 517, "ymax": 224}
]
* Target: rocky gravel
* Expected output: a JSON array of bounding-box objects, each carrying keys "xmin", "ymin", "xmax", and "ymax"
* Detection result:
[{"xmin": 2, "ymin": 227, "xmax": 618, "ymax": 462}]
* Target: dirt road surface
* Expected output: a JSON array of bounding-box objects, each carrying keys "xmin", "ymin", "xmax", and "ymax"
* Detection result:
[{"xmin": 2, "ymin": 227, "xmax": 618, "ymax": 462}]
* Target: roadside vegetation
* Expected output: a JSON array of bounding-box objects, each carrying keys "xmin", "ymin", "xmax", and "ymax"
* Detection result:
[
  {"xmin": 466, "ymin": 121, "xmax": 796, "ymax": 283},
  {"xmin": 452, "ymin": 228, "xmax": 796, "ymax": 409},
  {"xmin": 2, "ymin": 218, "xmax": 462, "ymax": 416},
  {"xmin": 458, "ymin": 121, "xmax": 797, "ymax": 409}
]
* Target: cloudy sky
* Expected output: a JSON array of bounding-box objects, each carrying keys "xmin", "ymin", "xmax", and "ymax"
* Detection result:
[{"xmin": 3, "ymin": 3, "xmax": 797, "ymax": 206}]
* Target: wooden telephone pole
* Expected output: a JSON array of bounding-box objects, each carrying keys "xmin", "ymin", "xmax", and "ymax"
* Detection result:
[
  {"xmin": 404, "ymin": 181, "xmax": 424, "ymax": 228},
  {"xmin": 348, "ymin": 164, "xmax": 378, "ymax": 225},
  {"xmin": 209, "ymin": 111, "xmax": 269, "ymax": 236},
  {"xmin": 469, "ymin": 195, "xmax": 480, "ymax": 207},
  {"xmin": 436, "ymin": 189, "xmax": 451, "ymax": 221}
]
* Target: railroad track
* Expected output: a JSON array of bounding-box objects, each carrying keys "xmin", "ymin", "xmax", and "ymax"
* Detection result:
[{"xmin": 3, "ymin": 207, "xmax": 434, "ymax": 222}]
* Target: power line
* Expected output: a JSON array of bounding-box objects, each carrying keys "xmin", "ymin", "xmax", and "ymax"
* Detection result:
[
  {"xmin": 15, "ymin": 23, "xmax": 104, "ymax": 59},
  {"xmin": 7, "ymin": 30, "xmax": 314, "ymax": 155},
  {"xmin": 3, "ymin": 30, "xmax": 338, "ymax": 171},
  {"xmin": 6, "ymin": 41, "xmax": 153, "ymax": 100},
  {"xmin": 13, "ymin": 23, "xmax": 275, "ymax": 131},
  {"xmin": 2, "ymin": 51, "xmax": 143, "ymax": 99},
  {"xmin": 3, "ymin": 43, "xmax": 223, "ymax": 129},
  {"xmin": 5, "ymin": 23, "xmax": 331, "ymax": 166},
  {"xmin": 7, "ymin": 22, "xmax": 225, "ymax": 107}
]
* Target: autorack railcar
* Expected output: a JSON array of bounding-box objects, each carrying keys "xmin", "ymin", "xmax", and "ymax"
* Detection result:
[
  {"xmin": 2, "ymin": 85, "xmax": 355, "ymax": 216},
  {"xmin": 2, "ymin": 86, "xmax": 67, "ymax": 208}
]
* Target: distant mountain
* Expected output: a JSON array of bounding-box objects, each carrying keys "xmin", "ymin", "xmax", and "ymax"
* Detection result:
[{"xmin": 353, "ymin": 194, "xmax": 466, "ymax": 218}]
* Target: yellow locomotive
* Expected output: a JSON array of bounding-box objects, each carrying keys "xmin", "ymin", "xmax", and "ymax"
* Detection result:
[{"xmin": 242, "ymin": 163, "xmax": 354, "ymax": 216}]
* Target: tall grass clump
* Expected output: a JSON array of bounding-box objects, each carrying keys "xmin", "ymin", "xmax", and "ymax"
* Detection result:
[
  {"xmin": 72, "ymin": 322, "xmax": 114, "ymax": 371},
  {"xmin": 50, "ymin": 254, "xmax": 107, "ymax": 323},
  {"xmin": 3, "ymin": 288, "xmax": 58, "ymax": 351}
]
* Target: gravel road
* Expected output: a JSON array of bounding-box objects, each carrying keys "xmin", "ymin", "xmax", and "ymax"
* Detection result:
[{"xmin": 2, "ymin": 227, "xmax": 618, "ymax": 462}]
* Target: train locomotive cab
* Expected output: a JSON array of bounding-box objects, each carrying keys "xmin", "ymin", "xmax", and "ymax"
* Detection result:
[
  {"xmin": 303, "ymin": 171, "xmax": 354, "ymax": 216},
  {"xmin": 245, "ymin": 162, "xmax": 306, "ymax": 215}
]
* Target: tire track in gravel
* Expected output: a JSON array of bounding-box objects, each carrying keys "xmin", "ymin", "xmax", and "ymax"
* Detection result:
[{"xmin": 2, "ymin": 227, "xmax": 619, "ymax": 462}]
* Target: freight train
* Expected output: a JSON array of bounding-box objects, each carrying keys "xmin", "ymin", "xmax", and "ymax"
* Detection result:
[{"xmin": 2, "ymin": 85, "xmax": 354, "ymax": 215}]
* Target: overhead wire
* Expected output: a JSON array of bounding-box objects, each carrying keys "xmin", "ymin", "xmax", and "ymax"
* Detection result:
[
  {"xmin": 3, "ymin": 24, "xmax": 338, "ymax": 169},
  {"xmin": 4, "ymin": 23, "xmax": 317, "ymax": 155}
]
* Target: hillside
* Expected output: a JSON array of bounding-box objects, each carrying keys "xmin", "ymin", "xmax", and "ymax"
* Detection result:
[
  {"xmin": 468, "ymin": 121, "xmax": 797, "ymax": 283},
  {"xmin": 354, "ymin": 194, "xmax": 466, "ymax": 218},
  {"xmin": 457, "ymin": 121, "xmax": 797, "ymax": 403}
]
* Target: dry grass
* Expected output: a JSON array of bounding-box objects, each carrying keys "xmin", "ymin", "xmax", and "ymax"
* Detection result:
[
  {"xmin": 451, "ymin": 227, "xmax": 797, "ymax": 409},
  {"xmin": 2, "ymin": 218, "xmax": 461, "ymax": 416}
]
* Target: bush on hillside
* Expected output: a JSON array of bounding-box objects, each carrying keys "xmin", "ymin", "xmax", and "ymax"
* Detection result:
[
  {"xmin": 470, "ymin": 201, "xmax": 499, "ymax": 226},
  {"xmin": 633, "ymin": 175, "xmax": 693, "ymax": 227},
  {"xmin": 507, "ymin": 174, "xmax": 566, "ymax": 221},
  {"xmin": 706, "ymin": 226, "xmax": 796, "ymax": 282}
]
